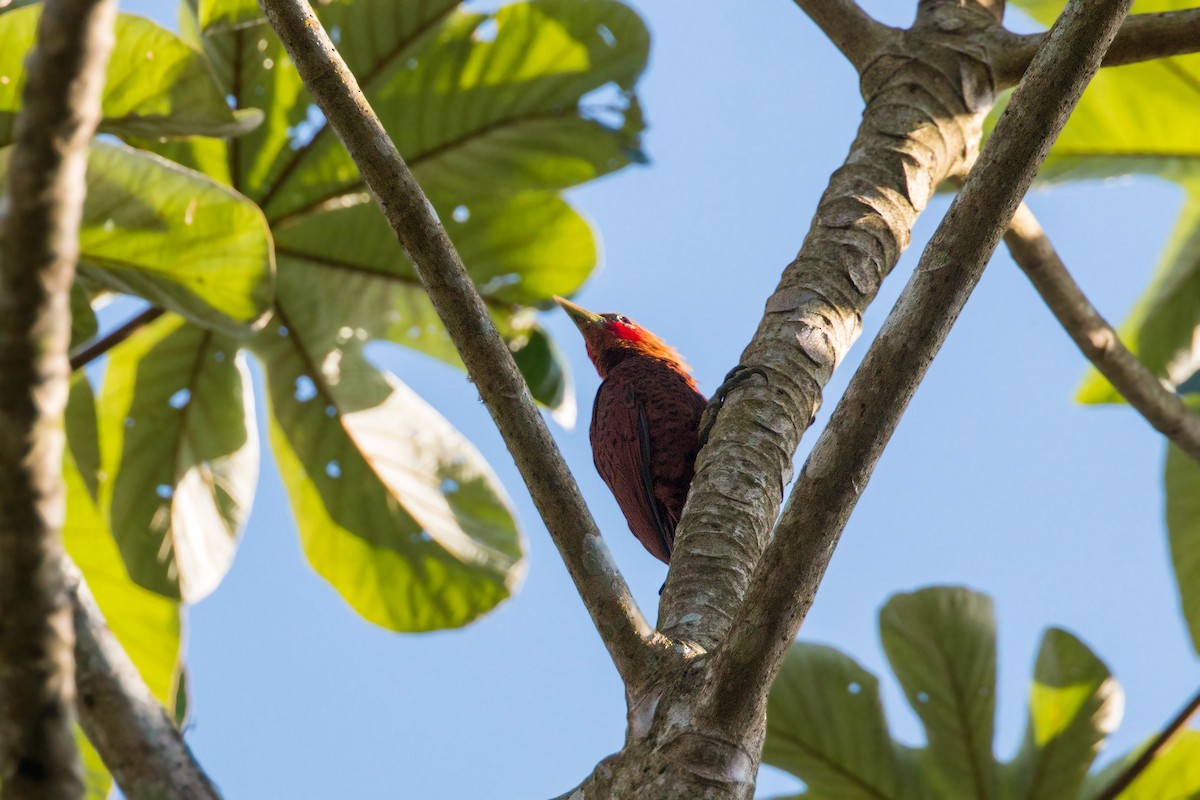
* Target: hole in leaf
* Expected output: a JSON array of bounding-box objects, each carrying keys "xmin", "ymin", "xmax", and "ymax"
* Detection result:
[
  {"xmin": 168, "ymin": 388, "xmax": 191, "ymax": 409},
  {"xmin": 848, "ymin": 682, "xmax": 861, "ymax": 694},
  {"xmin": 452, "ymin": 205, "xmax": 470, "ymax": 223},
  {"xmin": 156, "ymin": 484, "xmax": 174, "ymax": 499},
  {"xmin": 294, "ymin": 376, "xmax": 317, "ymax": 403},
  {"xmin": 325, "ymin": 460, "xmax": 342, "ymax": 479},
  {"xmin": 596, "ymin": 24, "xmax": 616, "ymax": 47},
  {"xmin": 917, "ymin": 691, "xmax": 930, "ymax": 704},
  {"xmin": 473, "ymin": 18, "xmax": 498, "ymax": 42}
]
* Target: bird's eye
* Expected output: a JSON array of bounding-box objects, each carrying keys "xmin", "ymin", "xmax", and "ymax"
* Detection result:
[{"xmin": 614, "ymin": 315, "xmax": 630, "ymax": 325}]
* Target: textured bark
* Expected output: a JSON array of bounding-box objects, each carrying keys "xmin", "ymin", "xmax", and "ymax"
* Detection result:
[
  {"xmin": 659, "ymin": 0, "xmax": 998, "ymax": 652},
  {"xmin": 699, "ymin": 0, "xmax": 1130, "ymax": 749},
  {"xmin": 992, "ymin": 8, "xmax": 1200, "ymax": 87},
  {"xmin": 68, "ymin": 571, "xmax": 222, "ymax": 800},
  {"xmin": 0, "ymin": 1, "xmax": 116, "ymax": 797}
]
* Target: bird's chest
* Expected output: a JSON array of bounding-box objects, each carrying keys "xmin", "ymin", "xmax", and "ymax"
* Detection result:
[{"xmin": 589, "ymin": 363, "xmax": 706, "ymax": 483}]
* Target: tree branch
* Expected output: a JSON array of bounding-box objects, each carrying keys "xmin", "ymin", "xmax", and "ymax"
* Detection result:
[
  {"xmin": 657, "ymin": 0, "xmax": 1004, "ymax": 651},
  {"xmin": 0, "ymin": 0, "xmax": 116, "ymax": 796},
  {"xmin": 68, "ymin": 306, "xmax": 163, "ymax": 372},
  {"xmin": 256, "ymin": 0, "xmax": 664, "ymax": 688},
  {"xmin": 993, "ymin": 9, "xmax": 1200, "ymax": 88},
  {"xmin": 1092, "ymin": 687, "xmax": 1200, "ymax": 800},
  {"xmin": 67, "ymin": 568, "xmax": 221, "ymax": 800},
  {"xmin": 791, "ymin": 0, "xmax": 895, "ymax": 70},
  {"xmin": 700, "ymin": 0, "xmax": 1131, "ymax": 741},
  {"xmin": 1004, "ymin": 203, "xmax": 1200, "ymax": 463}
]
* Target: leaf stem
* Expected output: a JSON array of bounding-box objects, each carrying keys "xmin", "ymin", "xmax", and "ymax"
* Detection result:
[
  {"xmin": 1093, "ymin": 688, "xmax": 1200, "ymax": 800},
  {"xmin": 69, "ymin": 306, "xmax": 164, "ymax": 372}
]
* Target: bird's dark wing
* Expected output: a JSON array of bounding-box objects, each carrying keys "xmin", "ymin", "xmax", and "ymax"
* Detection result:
[{"xmin": 591, "ymin": 377, "xmax": 674, "ymax": 563}]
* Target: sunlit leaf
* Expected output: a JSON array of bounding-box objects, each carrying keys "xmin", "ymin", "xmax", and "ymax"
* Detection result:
[
  {"xmin": 1081, "ymin": 730, "xmax": 1200, "ymax": 800},
  {"xmin": 99, "ymin": 313, "xmax": 257, "ymax": 602},
  {"xmin": 0, "ymin": 142, "xmax": 275, "ymax": 334},
  {"xmin": 0, "ymin": 5, "xmax": 258, "ymax": 145},
  {"xmin": 1007, "ymin": 628, "xmax": 1122, "ymax": 799},
  {"xmin": 256, "ymin": 325, "xmax": 525, "ymax": 631},
  {"xmin": 64, "ymin": 455, "xmax": 183, "ymax": 709},
  {"xmin": 880, "ymin": 587, "xmax": 1000, "ymax": 800}
]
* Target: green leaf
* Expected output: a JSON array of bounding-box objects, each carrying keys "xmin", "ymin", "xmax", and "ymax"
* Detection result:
[
  {"xmin": 1006, "ymin": 628, "xmax": 1122, "ymax": 799},
  {"xmin": 99, "ymin": 313, "xmax": 257, "ymax": 602},
  {"xmin": 1165, "ymin": 440, "xmax": 1200, "ymax": 655},
  {"xmin": 765, "ymin": 642, "xmax": 932, "ymax": 800},
  {"xmin": 1077, "ymin": 191, "xmax": 1200, "ymax": 404},
  {"xmin": 269, "ymin": 188, "xmax": 591, "ymax": 417},
  {"xmin": 1001, "ymin": 0, "xmax": 1200, "ymax": 185},
  {"xmin": 255, "ymin": 325, "xmax": 525, "ymax": 631},
  {"xmin": 63, "ymin": 452, "xmax": 183, "ymax": 708},
  {"xmin": 0, "ymin": 141, "xmax": 275, "ymax": 334},
  {"xmin": 880, "ymin": 587, "xmax": 1000, "ymax": 800},
  {"xmin": 183, "ymin": 0, "xmax": 649, "ymax": 220},
  {"xmin": 1081, "ymin": 730, "xmax": 1200, "ymax": 800},
  {"xmin": 147, "ymin": 0, "xmax": 649, "ymax": 419},
  {"xmin": 66, "ymin": 374, "xmax": 100, "ymax": 501},
  {"xmin": 69, "ymin": 283, "xmax": 98, "ymax": 352},
  {"xmin": 0, "ymin": 5, "xmax": 258, "ymax": 146}
]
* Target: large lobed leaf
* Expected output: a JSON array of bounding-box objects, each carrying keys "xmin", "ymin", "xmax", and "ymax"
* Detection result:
[
  {"xmin": 255, "ymin": 325, "xmax": 525, "ymax": 630},
  {"xmin": 0, "ymin": 141, "xmax": 274, "ymax": 335},
  {"xmin": 767, "ymin": 587, "xmax": 1122, "ymax": 800},
  {"xmin": 880, "ymin": 587, "xmax": 1000, "ymax": 800},
  {"xmin": 765, "ymin": 643, "xmax": 931, "ymax": 800},
  {"xmin": 113, "ymin": 0, "xmax": 651, "ymax": 629},
  {"xmin": 99, "ymin": 314, "xmax": 258, "ymax": 603},
  {"xmin": 1007, "ymin": 628, "xmax": 1123, "ymax": 800},
  {"xmin": 0, "ymin": 4, "xmax": 258, "ymax": 146},
  {"xmin": 152, "ymin": 0, "xmax": 650, "ymax": 417}
]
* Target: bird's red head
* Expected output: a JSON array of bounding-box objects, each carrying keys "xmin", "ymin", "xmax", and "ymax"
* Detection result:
[{"xmin": 554, "ymin": 296, "xmax": 690, "ymax": 379}]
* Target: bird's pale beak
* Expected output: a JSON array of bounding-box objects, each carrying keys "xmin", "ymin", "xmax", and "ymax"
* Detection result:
[{"xmin": 554, "ymin": 296, "xmax": 605, "ymax": 329}]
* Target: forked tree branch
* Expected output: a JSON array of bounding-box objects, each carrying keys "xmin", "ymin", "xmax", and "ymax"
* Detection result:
[
  {"xmin": 1005, "ymin": 203, "xmax": 1200, "ymax": 463},
  {"xmin": 68, "ymin": 568, "xmax": 220, "ymax": 800},
  {"xmin": 791, "ymin": 0, "xmax": 895, "ymax": 70},
  {"xmin": 993, "ymin": 9, "xmax": 1200, "ymax": 87},
  {"xmin": 257, "ymin": 0, "xmax": 663, "ymax": 687},
  {"xmin": 658, "ymin": 0, "xmax": 1003, "ymax": 652},
  {"xmin": 0, "ymin": 0, "xmax": 116, "ymax": 795},
  {"xmin": 1093, "ymin": 687, "xmax": 1200, "ymax": 800},
  {"xmin": 700, "ymin": 0, "xmax": 1131, "ymax": 739}
]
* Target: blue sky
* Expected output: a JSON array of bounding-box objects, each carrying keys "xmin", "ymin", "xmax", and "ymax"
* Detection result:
[{"xmin": 110, "ymin": 1, "xmax": 1199, "ymax": 797}]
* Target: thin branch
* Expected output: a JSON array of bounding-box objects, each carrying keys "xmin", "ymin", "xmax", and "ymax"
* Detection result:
[
  {"xmin": 1005, "ymin": 203, "xmax": 1200, "ymax": 463},
  {"xmin": 67, "ymin": 567, "xmax": 221, "ymax": 800},
  {"xmin": 993, "ymin": 9, "xmax": 1200, "ymax": 87},
  {"xmin": 256, "ymin": 0, "xmax": 663, "ymax": 687},
  {"xmin": 791, "ymin": 0, "xmax": 895, "ymax": 70},
  {"xmin": 68, "ymin": 306, "xmax": 163, "ymax": 372},
  {"xmin": 0, "ymin": 0, "xmax": 117, "ymax": 796},
  {"xmin": 1093, "ymin": 687, "xmax": 1200, "ymax": 800},
  {"xmin": 700, "ymin": 0, "xmax": 1131, "ymax": 741}
]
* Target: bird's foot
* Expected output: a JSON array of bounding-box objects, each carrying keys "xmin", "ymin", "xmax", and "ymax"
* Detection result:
[{"xmin": 697, "ymin": 365, "xmax": 768, "ymax": 446}]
